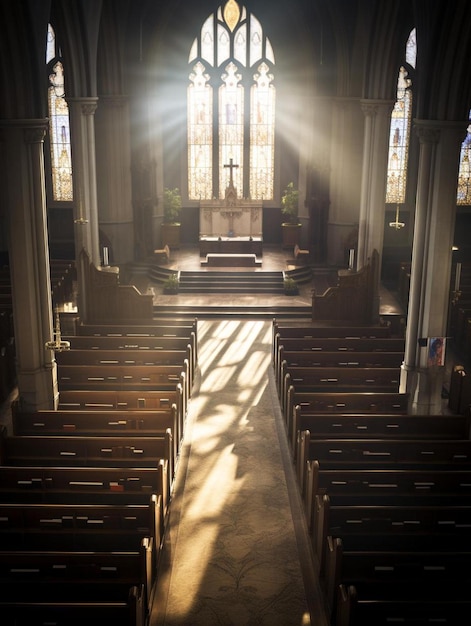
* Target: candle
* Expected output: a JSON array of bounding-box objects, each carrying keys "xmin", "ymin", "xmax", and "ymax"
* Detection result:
[
  {"xmin": 103, "ymin": 247, "xmax": 109, "ymax": 267},
  {"xmin": 349, "ymin": 248, "xmax": 355, "ymax": 270},
  {"xmin": 455, "ymin": 262, "xmax": 462, "ymax": 292}
]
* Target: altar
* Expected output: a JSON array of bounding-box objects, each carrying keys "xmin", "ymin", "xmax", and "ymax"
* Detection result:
[
  {"xmin": 199, "ymin": 158, "xmax": 263, "ymax": 247},
  {"xmin": 199, "ymin": 236, "xmax": 263, "ymax": 256},
  {"xmin": 199, "ymin": 199, "xmax": 263, "ymax": 240}
]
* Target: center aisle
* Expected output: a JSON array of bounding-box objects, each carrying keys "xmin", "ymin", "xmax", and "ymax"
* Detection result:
[{"xmin": 151, "ymin": 320, "xmax": 328, "ymax": 626}]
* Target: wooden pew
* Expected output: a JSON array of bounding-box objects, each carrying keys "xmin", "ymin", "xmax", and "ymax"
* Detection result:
[
  {"xmin": 0, "ymin": 537, "xmax": 153, "ymax": 620},
  {"xmin": 56, "ymin": 348, "xmax": 194, "ymax": 392},
  {"xmin": 63, "ymin": 334, "xmax": 196, "ymax": 380},
  {"xmin": 336, "ymin": 583, "xmax": 471, "ymax": 626},
  {"xmin": 286, "ymin": 390, "xmax": 409, "ymax": 441},
  {"xmin": 272, "ymin": 321, "xmax": 393, "ymax": 366},
  {"xmin": 276, "ymin": 347, "xmax": 404, "ymax": 392},
  {"xmin": 12, "ymin": 407, "xmax": 181, "ymax": 461},
  {"xmin": 0, "ymin": 588, "xmax": 144, "ymax": 626},
  {"xmin": 0, "ymin": 429, "xmax": 174, "ymax": 479},
  {"xmin": 0, "ymin": 498, "xmax": 162, "ymax": 552},
  {"xmin": 297, "ymin": 431, "xmax": 471, "ymax": 500},
  {"xmin": 313, "ymin": 492, "xmax": 471, "ymax": 574},
  {"xmin": 57, "ymin": 388, "xmax": 182, "ymax": 415},
  {"xmin": 304, "ymin": 462, "xmax": 471, "ymax": 534},
  {"xmin": 55, "ymin": 364, "xmax": 189, "ymax": 424},
  {"xmin": 290, "ymin": 410, "xmax": 471, "ymax": 459},
  {"xmin": 274, "ymin": 336, "xmax": 404, "ymax": 379},
  {"xmin": 0, "ymin": 464, "xmax": 168, "ymax": 509},
  {"xmin": 280, "ymin": 366, "xmax": 400, "ymax": 419},
  {"xmin": 327, "ymin": 539, "xmax": 471, "ymax": 625}
]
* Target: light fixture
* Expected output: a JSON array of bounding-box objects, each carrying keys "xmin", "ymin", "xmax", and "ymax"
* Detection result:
[
  {"xmin": 45, "ymin": 309, "xmax": 70, "ymax": 352},
  {"xmin": 389, "ymin": 205, "xmax": 405, "ymax": 230}
]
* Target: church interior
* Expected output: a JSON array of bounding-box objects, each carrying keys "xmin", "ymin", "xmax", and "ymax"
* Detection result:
[{"xmin": 1, "ymin": 1, "xmax": 471, "ymax": 625}]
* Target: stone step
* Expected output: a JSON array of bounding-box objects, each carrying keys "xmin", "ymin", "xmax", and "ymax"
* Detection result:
[{"xmin": 152, "ymin": 305, "xmax": 313, "ymax": 320}]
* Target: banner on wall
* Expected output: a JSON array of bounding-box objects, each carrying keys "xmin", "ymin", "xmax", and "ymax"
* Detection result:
[{"xmin": 427, "ymin": 337, "xmax": 446, "ymax": 367}]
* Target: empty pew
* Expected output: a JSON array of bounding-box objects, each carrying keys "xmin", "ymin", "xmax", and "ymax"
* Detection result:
[
  {"xmin": 56, "ymin": 364, "xmax": 189, "ymax": 423},
  {"xmin": 279, "ymin": 366, "xmax": 400, "ymax": 419},
  {"xmin": 0, "ymin": 429, "xmax": 174, "ymax": 479},
  {"xmin": 0, "ymin": 498, "xmax": 162, "ymax": 552},
  {"xmin": 304, "ymin": 462, "xmax": 471, "ymax": 533},
  {"xmin": 0, "ymin": 464, "xmax": 168, "ymax": 509},
  {"xmin": 272, "ymin": 322, "xmax": 393, "ymax": 365},
  {"xmin": 63, "ymin": 334, "xmax": 196, "ymax": 382},
  {"xmin": 274, "ymin": 336, "xmax": 404, "ymax": 380},
  {"xmin": 12, "ymin": 407, "xmax": 181, "ymax": 461},
  {"xmin": 275, "ymin": 346, "xmax": 404, "ymax": 392},
  {"xmin": 313, "ymin": 492, "xmax": 471, "ymax": 574},
  {"xmin": 0, "ymin": 537, "xmax": 153, "ymax": 619},
  {"xmin": 290, "ymin": 410, "xmax": 471, "ymax": 459},
  {"xmin": 336, "ymin": 583, "xmax": 471, "ymax": 626},
  {"xmin": 57, "ymin": 388, "xmax": 182, "ymax": 415},
  {"xmin": 286, "ymin": 390, "xmax": 409, "ymax": 441},
  {"xmin": 297, "ymin": 431, "xmax": 471, "ymax": 499},
  {"xmin": 327, "ymin": 539, "xmax": 471, "ymax": 625}
]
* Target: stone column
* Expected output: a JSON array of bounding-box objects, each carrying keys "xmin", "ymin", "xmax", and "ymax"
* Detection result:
[
  {"xmin": 0, "ymin": 119, "xmax": 58, "ymax": 410},
  {"xmin": 400, "ymin": 119, "xmax": 465, "ymax": 413},
  {"xmin": 327, "ymin": 97, "xmax": 364, "ymax": 266},
  {"xmin": 357, "ymin": 99, "xmax": 395, "ymax": 270},
  {"xmin": 67, "ymin": 97, "xmax": 100, "ymax": 266},
  {"xmin": 67, "ymin": 98, "xmax": 100, "ymax": 321},
  {"xmin": 95, "ymin": 95, "xmax": 134, "ymax": 264}
]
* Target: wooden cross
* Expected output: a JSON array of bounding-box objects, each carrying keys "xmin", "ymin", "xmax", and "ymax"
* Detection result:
[{"xmin": 224, "ymin": 158, "xmax": 239, "ymax": 188}]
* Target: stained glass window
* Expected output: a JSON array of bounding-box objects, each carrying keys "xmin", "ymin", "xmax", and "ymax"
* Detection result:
[
  {"xmin": 386, "ymin": 29, "xmax": 415, "ymax": 204},
  {"xmin": 188, "ymin": 0, "xmax": 275, "ymax": 200},
  {"xmin": 457, "ymin": 111, "xmax": 471, "ymax": 205},
  {"xmin": 46, "ymin": 24, "xmax": 73, "ymax": 202},
  {"xmin": 385, "ymin": 65, "xmax": 412, "ymax": 203}
]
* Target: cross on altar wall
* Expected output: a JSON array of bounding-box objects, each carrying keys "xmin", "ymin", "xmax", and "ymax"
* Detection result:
[{"xmin": 224, "ymin": 158, "xmax": 239, "ymax": 188}]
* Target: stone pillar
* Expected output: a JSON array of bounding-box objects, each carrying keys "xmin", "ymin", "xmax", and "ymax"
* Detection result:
[
  {"xmin": 357, "ymin": 99, "xmax": 395, "ymax": 270},
  {"xmin": 67, "ymin": 98, "xmax": 100, "ymax": 320},
  {"xmin": 327, "ymin": 97, "xmax": 364, "ymax": 266},
  {"xmin": 400, "ymin": 119, "xmax": 465, "ymax": 414},
  {"xmin": 67, "ymin": 97, "xmax": 100, "ymax": 266},
  {"xmin": 95, "ymin": 95, "xmax": 134, "ymax": 264},
  {"xmin": 0, "ymin": 119, "xmax": 58, "ymax": 410}
]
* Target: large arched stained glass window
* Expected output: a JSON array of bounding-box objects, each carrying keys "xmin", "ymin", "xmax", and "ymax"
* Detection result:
[
  {"xmin": 46, "ymin": 24, "xmax": 73, "ymax": 202},
  {"xmin": 188, "ymin": 0, "xmax": 275, "ymax": 200},
  {"xmin": 385, "ymin": 29, "xmax": 416, "ymax": 205}
]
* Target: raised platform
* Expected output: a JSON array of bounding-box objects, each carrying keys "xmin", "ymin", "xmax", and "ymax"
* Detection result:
[{"xmin": 201, "ymin": 253, "xmax": 262, "ymax": 267}]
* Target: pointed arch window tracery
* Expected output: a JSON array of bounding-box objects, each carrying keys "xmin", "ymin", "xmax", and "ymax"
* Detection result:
[
  {"xmin": 188, "ymin": 0, "xmax": 275, "ymax": 200},
  {"xmin": 46, "ymin": 23, "xmax": 73, "ymax": 202}
]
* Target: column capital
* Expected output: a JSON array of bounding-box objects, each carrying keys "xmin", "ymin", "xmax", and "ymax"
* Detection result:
[
  {"xmin": 414, "ymin": 118, "xmax": 466, "ymax": 144},
  {"xmin": 360, "ymin": 98, "xmax": 395, "ymax": 118},
  {"xmin": 0, "ymin": 118, "xmax": 48, "ymax": 144},
  {"xmin": 67, "ymin": 97, "xmax": 99, "ymax": 116}
]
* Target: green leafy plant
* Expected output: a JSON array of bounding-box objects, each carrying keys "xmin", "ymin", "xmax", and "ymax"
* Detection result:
[
  {"xmin": 281, "ymin": 182, "xmax": 300, "ymax": 225},
  {"xmin": 162, "ymin": 272, "xmax": 180, "ymax": 293},
  {"xmin": 283, "ymin": 276, "xmax": 299, "ymax": 294},
  {"xmin": 163, "ymin": 187, "xmax": 182, "ymax": 224}
]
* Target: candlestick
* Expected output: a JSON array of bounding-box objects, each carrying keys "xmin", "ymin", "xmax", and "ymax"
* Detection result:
[
  {"xmin": 455, "ymin": 262, "xmax": 462, "ymax": 292},
  {"xmin": 103, "ymin": 247, "xmax": 109, "ymax": 267},
  {"xmin": 349, "ymin": 248, "xmax": 355, "ymax": 270}
]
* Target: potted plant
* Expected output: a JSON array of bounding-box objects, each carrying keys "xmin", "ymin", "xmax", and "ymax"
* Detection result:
[
  {"xmin": 162, "ymin": 272, "xmax": 180, "ymax": 294},
  {"xmin": 161, "ymin": 187, "xmax": 182, "ymax": 248},
  {"xmin": 283, "ymin": 276, "xmax": 299, "ymax": 295},
  {"xmin": 281, "ymin": 182, "xmax": 301, "ymax": 248}
]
